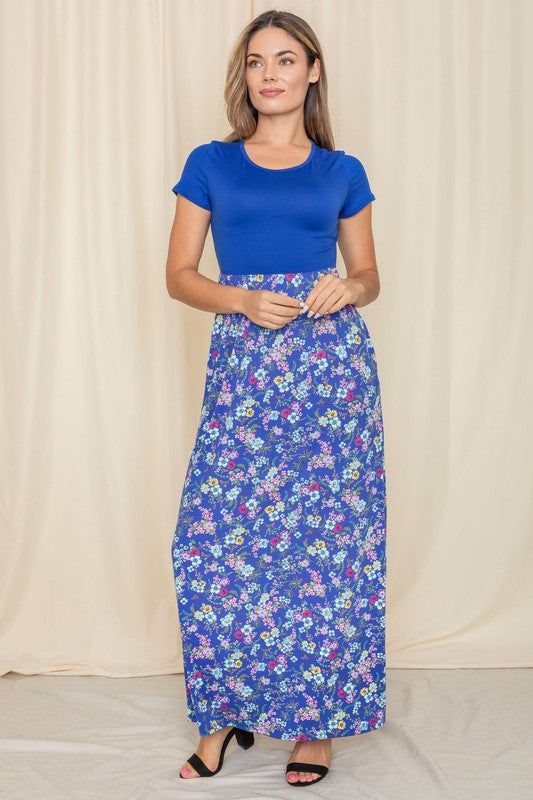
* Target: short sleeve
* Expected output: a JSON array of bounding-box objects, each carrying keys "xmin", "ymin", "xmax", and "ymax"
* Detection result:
[
  {"xmin": 338, "ymin": 154, "xmax": 376, "ymax": 218},
  {"xmin": 171, "ymin": 144, "xmax": 212, "ymax": 211}
]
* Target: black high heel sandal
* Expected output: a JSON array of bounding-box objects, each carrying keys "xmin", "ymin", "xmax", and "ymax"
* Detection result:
[{"xmin": 179, "ymin": 725, "xmax": 255, "ymax": 778}]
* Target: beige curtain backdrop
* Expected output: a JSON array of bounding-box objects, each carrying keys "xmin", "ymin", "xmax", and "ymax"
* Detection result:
[{"xmin": 1, "ymin": 0, "xmax": 531, "ymax": 677}]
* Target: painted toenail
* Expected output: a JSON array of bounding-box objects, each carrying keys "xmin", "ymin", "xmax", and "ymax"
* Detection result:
[{"xmin": 181, "ymin": 768, "xmax": 190, "ymax": 776}]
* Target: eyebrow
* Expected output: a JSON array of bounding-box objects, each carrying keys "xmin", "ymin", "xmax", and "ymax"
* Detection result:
[{"xmin": 246, "ymin": 50, "xmax": 298, "ymax": 58}]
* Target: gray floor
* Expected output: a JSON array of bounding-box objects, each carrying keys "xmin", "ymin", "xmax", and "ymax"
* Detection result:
[{"xmin": 0, "ymin": 669, "xmax": 531, "ymax": 799}]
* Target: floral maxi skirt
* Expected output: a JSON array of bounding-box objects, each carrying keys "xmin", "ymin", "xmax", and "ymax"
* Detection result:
[{"xmin": 171, "ymin": 266, "xmax": 387, "ymax": 741}]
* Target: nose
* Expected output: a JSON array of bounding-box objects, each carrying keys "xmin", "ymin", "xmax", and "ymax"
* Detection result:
[{"xmin": 262, "ymin": 63, "xmax": 278, "ymax": 82}]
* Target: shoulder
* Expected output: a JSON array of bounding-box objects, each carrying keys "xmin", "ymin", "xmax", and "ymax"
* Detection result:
[
  {"xmin": 316, "ymin": 144, "xmax": 368, "ymax": 176},
  {"xmin": 182, "ymin": 140, "xmax": 216, "ymax": 164},
  {"xmin": 187, "ymin": 139, "xmax": 237, "ymax": 159},
  {"xmin": 181, "ymin": 139, "xmax": 238, "ymax": 171},
  {"xmin": 315, "ymin": 144, "xmax": 363, "ymax": 166}
]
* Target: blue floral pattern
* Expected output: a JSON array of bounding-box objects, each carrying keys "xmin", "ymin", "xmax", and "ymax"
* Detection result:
[{"xmin": 171, "ymin": 266, "xmax": 387, "ymax": 741}]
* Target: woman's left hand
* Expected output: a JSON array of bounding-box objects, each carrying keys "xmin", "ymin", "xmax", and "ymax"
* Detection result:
[{"xmin": 300, "ymin": 274, "xmax": 359, "ymax": 318}]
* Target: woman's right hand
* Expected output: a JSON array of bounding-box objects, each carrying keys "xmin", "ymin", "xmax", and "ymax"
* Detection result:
[{"xmin": 241, "ymin": 289, "xmax": 303, "ymax": 329}]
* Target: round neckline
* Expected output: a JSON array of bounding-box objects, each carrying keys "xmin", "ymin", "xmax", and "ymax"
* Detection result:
[{"xmin": 238, "ymin": 138, "xmax": 316, "ymax": 172}]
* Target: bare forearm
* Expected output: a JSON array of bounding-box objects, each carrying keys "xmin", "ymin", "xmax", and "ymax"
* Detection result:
[
  {"xmin": 167, "ymin": 267, "xmax": 247, "ymax": 314},
  {"xmin": 344, "ymin": 269, "xmax": 380, "ymax": 308}
]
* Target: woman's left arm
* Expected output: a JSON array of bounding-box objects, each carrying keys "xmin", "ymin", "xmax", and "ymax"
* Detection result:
[{"xmin": 337, "ymin": 203, "xmax": 380, "ymax": 308}]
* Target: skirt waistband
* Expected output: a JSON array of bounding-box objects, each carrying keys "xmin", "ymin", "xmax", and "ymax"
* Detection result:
[{"xmin": 217, "ymin": 265, "xmax": 339, "ymax": 293}]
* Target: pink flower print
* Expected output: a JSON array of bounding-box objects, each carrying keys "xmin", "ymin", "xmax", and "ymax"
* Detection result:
[
  {"xmin": 281, "ymin": 408, "xmax": 290, "ymax": 418},
  {"xmin": 345, "ymin": 390, "xmax": 355, "ymax": 401},
  {"xmin": 376, "ymin": 468, "xmax": 384, "ymax": 478},
  {"xmin": 238, "ymin": 503, "xmax": 248, "ymax": 514},
  {"xmin": 227, "ymin": 460, "xmax": 236, "ymax": 469},
  {"xmin": 235, "ymin": 629, "xmax": 244, "ymax": 639},
  {"xmin": 270, "ymin": 537, "xmax": 280, "ymax": 546},
  {"xmin": 209, "ymin": 420, "xmax": 220, "ymax": 429},
  {"xmin": 355, "ymin": 435, "xmax": 363, "ymax": 446},
  {"xmin": 333, "ymin": 523, "xmax": 342, "ymax": 533}
]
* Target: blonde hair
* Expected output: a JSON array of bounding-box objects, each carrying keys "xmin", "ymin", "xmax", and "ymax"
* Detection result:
[{"xmin": 223, "ymin": 9, "xmax": 335, "ymax": 151}]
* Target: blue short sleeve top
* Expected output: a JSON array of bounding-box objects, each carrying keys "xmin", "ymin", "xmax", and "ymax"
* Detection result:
[{"xmin": 171, "ymin": 138, "xmax": 375, "ymax": 275}]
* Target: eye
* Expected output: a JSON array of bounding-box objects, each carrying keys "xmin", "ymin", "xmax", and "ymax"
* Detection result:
[{"xmin": 246, "ymin": 57, "xmax": 294, "ymax": 68}]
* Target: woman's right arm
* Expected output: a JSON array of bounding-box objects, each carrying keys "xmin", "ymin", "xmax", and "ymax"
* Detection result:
[
  {"xmin": 166, "ymin": 194, "xmax": 301, "ymax": 327},
  {"xmin": 166, "ymin": 194, "xmax": 248, "ymax": 314}
]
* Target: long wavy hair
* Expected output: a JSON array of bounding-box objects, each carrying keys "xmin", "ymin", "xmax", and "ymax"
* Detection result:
[{"xmin": 223, "ymin": 9, "xmax": 335, "ymax": 151}]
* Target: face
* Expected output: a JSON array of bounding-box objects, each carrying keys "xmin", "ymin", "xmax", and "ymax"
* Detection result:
[{"xmin": 245, "ymin": 27, "xmax": 320, "ymax": 117}]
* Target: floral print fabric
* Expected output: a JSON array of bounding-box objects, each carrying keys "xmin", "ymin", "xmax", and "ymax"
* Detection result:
[{"xmin": 171, "ymin": 266, "xmax": 387, "ymax": 741}]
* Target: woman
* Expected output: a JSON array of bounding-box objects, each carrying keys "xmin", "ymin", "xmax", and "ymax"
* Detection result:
[{"xmin": 166, "ymin": 9, "xmax": 387, "ymax": 788}]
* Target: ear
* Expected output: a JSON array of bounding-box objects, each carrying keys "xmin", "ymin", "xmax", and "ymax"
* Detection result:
[{"xmin": 309, "ymin": 58, "xmax": 320, "ymax": 83}]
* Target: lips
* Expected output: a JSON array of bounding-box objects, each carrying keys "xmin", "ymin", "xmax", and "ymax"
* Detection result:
[{"xmin": 259, "ymin": 89, "xmax": 284, "ymax": 96}]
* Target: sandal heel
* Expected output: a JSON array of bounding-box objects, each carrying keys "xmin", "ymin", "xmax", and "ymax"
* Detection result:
[{"xmin": 235, "ymin": 727, "xmax": 255, "ymax": 750}]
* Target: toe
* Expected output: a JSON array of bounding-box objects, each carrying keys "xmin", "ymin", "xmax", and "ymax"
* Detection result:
[{"xmin": 180, "ymin": 761, "xmax": 197, "ymax": 779}]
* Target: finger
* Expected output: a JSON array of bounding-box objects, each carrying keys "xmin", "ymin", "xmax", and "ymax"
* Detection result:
[
  {"xmin": 266, "ymin": 298, "xmax": 303, "ymax": 317},
  {"xmin": 315, "ymin": 296, "xmax": 346, "ymax": 317},
  {"xmin": 260, "ymin": 310, "xmax": 299, "ymax": 328},
  {"xmin": 307, "ymin": 282, "xmax": 342, "ymax": 316},
  {"xmin": 268, "ymin": 291, "xmax": 303, "ymax": 310},
  {"xmin": 319, "ymin": 286, "xmax": 347, "ymax": 313},
  {"xmin": 301, "ymin": 274, "xmax": 336, "ymax": 311}
]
